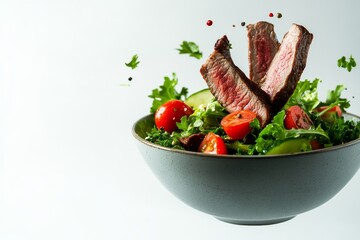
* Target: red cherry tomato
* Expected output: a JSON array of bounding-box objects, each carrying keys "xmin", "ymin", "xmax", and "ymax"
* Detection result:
[
  {"xmin": 155, "ymin": 100, "xmax": 194, "ymax": 133},
  {"xmin": 310, "ymin": 140, "xmax": 323, "ymax": 150},
  {"xmin": 198, "ymin": 132, "xmax": 227, "ymax": 154},
  {"xmin": 316, "ymin": 105, "xmax": 342, "ymax": 122},
  {"xmin": 284, "ymin": 105, "xmax": 313, "ymax": 130},
  {"xmin": 220, "ymin": 110, "xmax": 257, "ymax": 140}
]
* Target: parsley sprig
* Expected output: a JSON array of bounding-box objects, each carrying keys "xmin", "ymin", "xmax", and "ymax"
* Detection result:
[
  {"xmin": 125, "ymin": 54, "xmax": 140, "ymax": 69},
  {"xmin": 177, "ymin": 41, "xmax": 203, "ymax": 59},
  {"xmin": 338, "ymin": 55, "xmax": 356, "ymax": 72}
]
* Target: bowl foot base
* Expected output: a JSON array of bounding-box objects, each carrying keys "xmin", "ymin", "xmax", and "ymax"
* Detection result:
[{"xmin": 215, "ymin": 216, "xmax": 295, "ymax": 225}]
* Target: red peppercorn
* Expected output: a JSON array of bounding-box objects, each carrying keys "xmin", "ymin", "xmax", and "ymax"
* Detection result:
[
  {"xmin": 206, "ymin": 20, "xmax": 213, "ymax": 26},
  {"xmin": 269, "ymin": 12, "xmax": 274, "ymax": 17}
]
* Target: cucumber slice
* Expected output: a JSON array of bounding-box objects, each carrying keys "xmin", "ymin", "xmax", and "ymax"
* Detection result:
[
  {"xmin": 185, "ymin": 89, "xmax": 214, "ymax": 110},
  {"xmin": 266, "ymin": 138, "xmax": 311, "ymax": 155}
]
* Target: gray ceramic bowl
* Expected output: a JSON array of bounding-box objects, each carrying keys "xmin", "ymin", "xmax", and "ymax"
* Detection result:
[{"xmin": 132, "ymin": 113, "xmax": 360, "ymax": 225}]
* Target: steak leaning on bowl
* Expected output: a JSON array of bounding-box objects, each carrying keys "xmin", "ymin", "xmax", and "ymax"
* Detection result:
[{"xmin": 200, "ymin": 22, "xmax": 313, "ymax": 126}]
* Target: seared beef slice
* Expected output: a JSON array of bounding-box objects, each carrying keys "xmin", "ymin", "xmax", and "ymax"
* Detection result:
[
  {"xmin": 247, "ymin": 22, "xmax": 280, "ymax": 85},
  {"xmin": 260, "ymin": 24, "xmax": 313, "ymax": 112},
  {"xmin": 200, "ymin": 35, "xmax": 272, "ymax": 127}
]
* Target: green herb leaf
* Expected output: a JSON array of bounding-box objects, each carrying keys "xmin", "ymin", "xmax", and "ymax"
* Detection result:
[
  {"xmin": 313, "ymin": 113, "xmax": 360, "ymax": 145},
  {"xmin": 125, "ymin": 54, "xmax": 140, "ymax": 69},
  {"xmin": 145, "ymin": 126, "xmax": 183, "ymax": 149},
  {"xmin": 338, "ymin": 55, "xmax": 357, "ymax": 72},
  {"xmin": 253, "ymin": 110, "xmax": 330, "ymax": 155},
  {"xmin": 322, "ymin": 85, "xmax": 350, "ymax": 112},
  {"xmin": 148, "ymin": 73, "xmax": 188, "ymax": 113},
  {"xmin": 177, "ymin": 41, "xmax": 203, "ymax": 59},
  {"xmin": 176, "ymin": 100, "xmax": 227, "ymax": 137},
  {"xmin": 285, "ymin": 79, "xmax": 321, "ymax": 112}
]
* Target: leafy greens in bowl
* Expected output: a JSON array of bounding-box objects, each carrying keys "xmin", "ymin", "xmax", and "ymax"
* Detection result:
[{"xmin": 145, "ymin": 76, "xmax": 360, "ymax": 155}]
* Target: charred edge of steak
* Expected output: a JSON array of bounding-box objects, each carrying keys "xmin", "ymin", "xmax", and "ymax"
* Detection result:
[
  {"xmin": 260, "ymin": 24, "xmax": 313, "ymax": 113},
  {"xmin": 247, "ymin": 21, "xmax": 280, "ymax": 85},
  {"xmin": 179, "ymin": 133, "xmax": 206, "ymax": 151},
  {"xmin": 200, "ymin": 35, "xmax": 273, "ymax": 127}
]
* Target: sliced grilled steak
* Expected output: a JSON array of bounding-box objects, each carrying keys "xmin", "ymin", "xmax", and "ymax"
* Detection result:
[
  {"xmin": 260, "ymin": 24, "xmax": 313, "ymax": 112},
  {"xmin": 247, "ymin": 21, "xmax": 280, "ymax": 84},
  {"xmin": 200, "ymin": 35, "xmax": 272, "ymax": 127}
]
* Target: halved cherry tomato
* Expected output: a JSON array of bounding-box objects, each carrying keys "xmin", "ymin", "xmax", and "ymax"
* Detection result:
[
  {"xmin": 155, "ymin": 100, "xmax": 194, "ymax": 133},
  {"xmin": 220, "ymin": 110, "xmax": 257, "ymax": 140},
  {"xmin": 316, "ymin": 105, "xmax": 342, "ymax": 122},
  {"xmin": 284, "ymin": 105, "xmax": 313, "ymax": 130},
  {"xmin": 198, "ymin": 132, "xmax": 227, "ymax": 154}
]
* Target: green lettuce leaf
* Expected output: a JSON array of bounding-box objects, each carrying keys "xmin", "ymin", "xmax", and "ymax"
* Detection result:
[{"xmin": 148, "ymin": 73, "xmax": 188, "ymax": 113}]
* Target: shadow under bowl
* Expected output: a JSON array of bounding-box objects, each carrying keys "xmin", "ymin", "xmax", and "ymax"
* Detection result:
[{"xmin": 132, "ymin": 113, "xmax": 360, "ymax": 225}]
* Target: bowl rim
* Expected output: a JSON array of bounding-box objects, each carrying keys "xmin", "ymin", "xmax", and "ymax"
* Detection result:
[{"xmin": 132, "ymin": 112, "xmax": 360, "ymax": 160}]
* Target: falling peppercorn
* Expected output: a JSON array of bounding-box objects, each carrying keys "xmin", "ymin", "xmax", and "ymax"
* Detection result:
[
  {"xmin": 128, "ymin": 77, "xmax": 133, "ymax": 81},
  {"xmin": 277, "ymin": 12, "xmax": 283, "ymax": 18},
  {"xmin": 206, "ymin": 20, "xmax": 213, "ymax": 26},
  {"xmin": 241, "ymin": 22, "xmax": 245, "ymax": 27},
  {"xmin": 269, "ymin": 12, "xmax": 274, "ymax": 17}
]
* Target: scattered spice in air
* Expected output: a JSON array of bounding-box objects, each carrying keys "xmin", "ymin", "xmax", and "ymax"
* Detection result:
[
  {"xmin": 269, "ymin": 12, "xmax": 274, "ymax": 17},
  {"xmin": 128, "ymin": 77, "xmax": 133, "ymax": 81},
  {"xmin": 241, "ymin": 22, "xmax": 246, "ymax": 27},
  {"xmin": 206, "ymin": 20, "xmax": 213, "ymax": 26},
  {"xmin": 277, "ymin": 12, "xmax": 282, "ymax": 18}
]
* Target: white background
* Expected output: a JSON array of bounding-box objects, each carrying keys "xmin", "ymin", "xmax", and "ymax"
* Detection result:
[{"xmin": 1, "ymin": 0, "xmax": 360, "ymax": 239}]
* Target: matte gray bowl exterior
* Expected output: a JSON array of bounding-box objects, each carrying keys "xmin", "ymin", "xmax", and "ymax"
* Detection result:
[{"xmin": 133, "ymin": 114, "xmax": 360, "ymax": 225}]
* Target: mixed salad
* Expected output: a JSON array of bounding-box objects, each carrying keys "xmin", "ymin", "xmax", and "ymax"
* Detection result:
[{"xmin": 136, "ymin": 36, "xmax": 360, "ymax": 155}]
